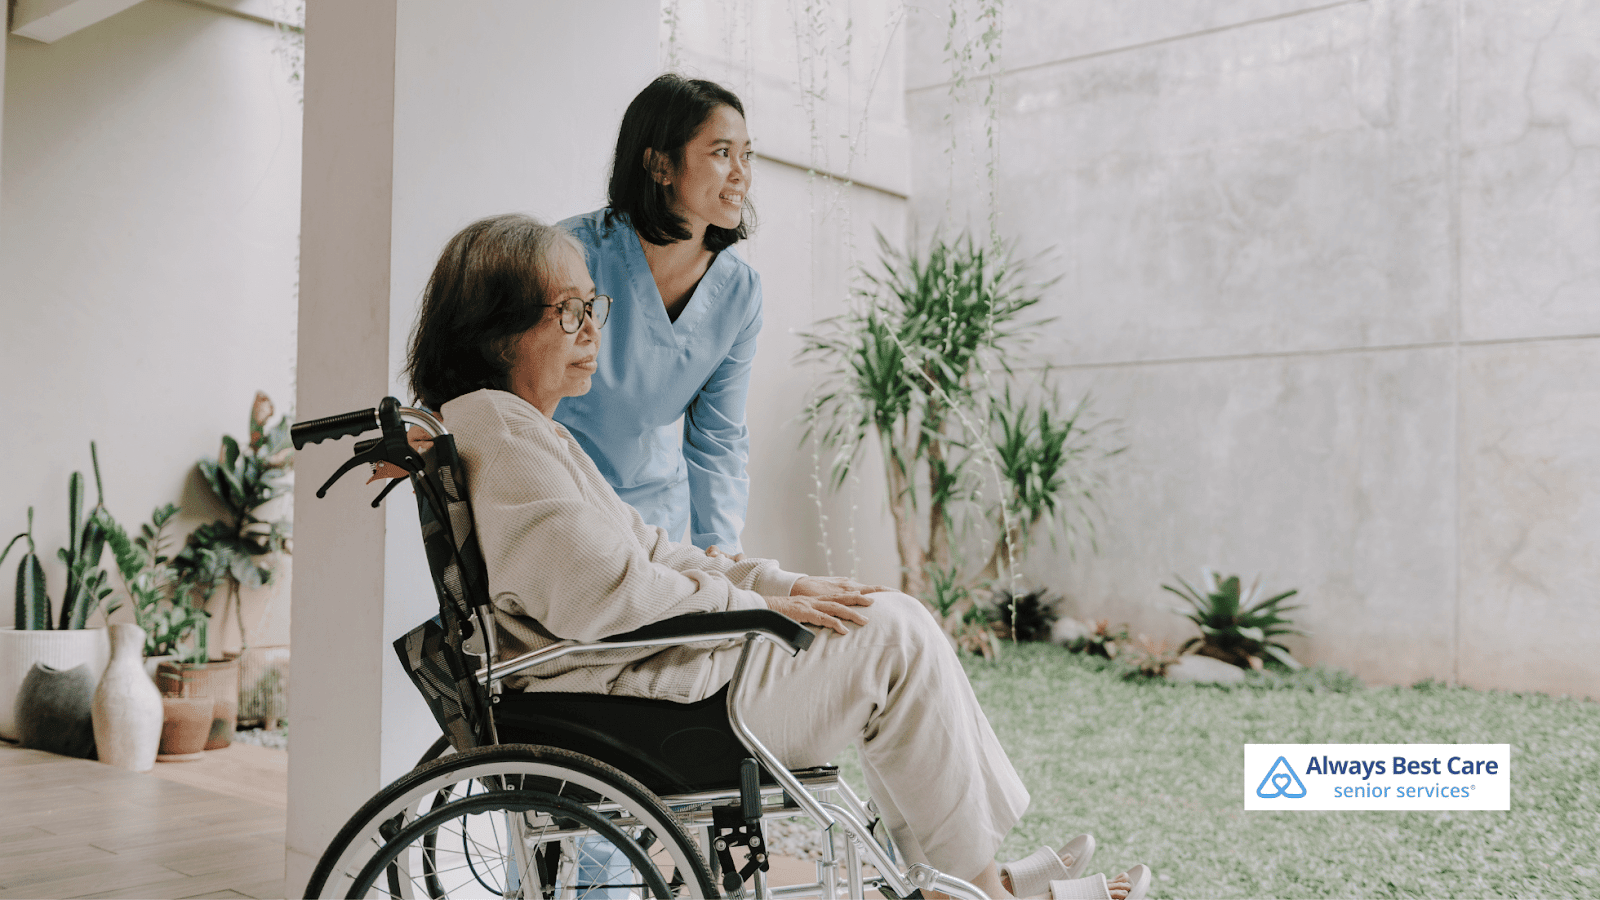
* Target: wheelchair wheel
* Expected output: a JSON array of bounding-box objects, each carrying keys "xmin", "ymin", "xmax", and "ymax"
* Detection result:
[
  {"xmin": 306, "ymin": 743, "xmax": 717, "ymax": 898},
  {"xmin": 349, "ymin": 789, "xmax": 674, "ymax": 898}
]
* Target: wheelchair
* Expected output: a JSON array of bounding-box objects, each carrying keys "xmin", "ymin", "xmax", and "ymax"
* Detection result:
[{"xmin": 292, "ymin": 398, "xmax": 991, "ymax": 899}]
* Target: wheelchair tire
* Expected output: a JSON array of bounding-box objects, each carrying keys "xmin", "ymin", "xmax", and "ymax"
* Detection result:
[{"xmin": 305, "ymin": 743, "xmax": 718, "ymax": 898}]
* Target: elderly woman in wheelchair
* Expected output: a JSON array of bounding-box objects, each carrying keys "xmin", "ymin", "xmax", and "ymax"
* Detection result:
[{"xmin": 298, "ymin": 213, "xmax": 1151, "ymax": 900}]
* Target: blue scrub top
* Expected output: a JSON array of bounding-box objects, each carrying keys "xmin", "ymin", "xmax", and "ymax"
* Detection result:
[{"xmin": 554, "ymin": 209, "xmax": 761, "ymax": 553}]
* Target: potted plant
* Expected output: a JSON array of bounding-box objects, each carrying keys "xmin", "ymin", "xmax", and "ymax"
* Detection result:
[
  {"xmin": 103, "ymin": 504, "xmax": 205, "ymax": 667},
  {"xmin": 167, "ymin": 392, "xmax": 293, "ymax": 749},
  {"xmin": 0, "ymin": 444, "xmax": 115, "ymax": 743}
]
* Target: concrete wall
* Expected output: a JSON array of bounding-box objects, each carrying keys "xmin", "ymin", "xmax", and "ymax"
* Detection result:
[
  {"xmin": 0, "ymin": 0, "xmax": 301, "ymax": 648},
  {"xmin": 671, "ymin": 0, "xmax": 909, "ymax": 586},
  {"xmin": 907, "ymin": 0, "xmax": 1600, "ymax": 698}
]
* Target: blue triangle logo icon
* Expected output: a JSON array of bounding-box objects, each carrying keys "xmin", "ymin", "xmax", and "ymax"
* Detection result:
[{"xmin": 1256, "ymin": 755, "xmax": 1308, "ymax": 799}]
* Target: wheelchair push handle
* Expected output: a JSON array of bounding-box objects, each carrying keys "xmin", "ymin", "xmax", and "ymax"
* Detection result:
[
  {"xmin": 291, "ymin": 407, "xmax": 380, "ymax": 449},
  {"xmin": 295, "ymin": 398, "xmax": 445, "ymax": 503}
]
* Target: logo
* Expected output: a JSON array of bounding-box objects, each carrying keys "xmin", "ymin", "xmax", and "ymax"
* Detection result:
[
  {"xmin": 1245, "ymin": 744, "xmax": 1511, "ymax": 810},
  {"xmin": 1255, "ymin": 755, "xmax": 1307, "ymax": 799}
]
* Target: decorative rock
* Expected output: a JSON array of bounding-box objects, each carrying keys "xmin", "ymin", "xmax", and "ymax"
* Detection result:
[
  {"xmin": 1049, "ymin": 616, "xmax": 1091, "ymax": 647},
  {"xmin": 1166, "ymin": 654, "xmax": 1247, "ymax": 685},
  {"xmin": 92, "ymin": 624, "xmax": 163, "ymax": 771},
  {"xmin": 16, "ymin": 663, "xmax": 98, "ymax": 758}
]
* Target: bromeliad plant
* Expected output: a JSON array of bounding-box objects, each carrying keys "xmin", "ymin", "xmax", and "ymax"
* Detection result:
[
  {"xmin": 0, "ymin": 443, "xmax": 115, "ymax": 630},
  {"xmin": 800, "ymin": 230, "xmax": 1119, "ymax": 603},
  {"xmin": 1164, "ymin": 569, "xmax": 1304, "ymax": 670},
  {"xmin": 174, "ymin": 392, "xmax": 293, "ymax": 655}
]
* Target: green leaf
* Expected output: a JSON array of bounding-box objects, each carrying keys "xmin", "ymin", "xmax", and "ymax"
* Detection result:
[
  {"xmin": 1263, "ymin": 643, "xmax": 1302, "ymax": 669},
  {"xmin": 0, "ymin": 532, "xmax": 26, "ymax": 567},
  {"xmin": 221, "ymin": 434, "xmax": 241, "ymax": 471}
]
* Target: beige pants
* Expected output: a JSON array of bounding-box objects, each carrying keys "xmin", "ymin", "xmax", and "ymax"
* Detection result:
[{"xmin": 732, "ymin": 591, "xmax": 1031, "ymax": 881}]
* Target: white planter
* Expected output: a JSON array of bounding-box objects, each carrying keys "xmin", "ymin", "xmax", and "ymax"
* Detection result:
[{"xmin": 0, "ymin": 627, "xmax": 111, "ymax": 741}]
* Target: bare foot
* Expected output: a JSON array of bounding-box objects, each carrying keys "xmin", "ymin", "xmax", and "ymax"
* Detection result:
[{"xmin": 1106, "ymin": 870, "xmax": 1134, "ymax": 900}]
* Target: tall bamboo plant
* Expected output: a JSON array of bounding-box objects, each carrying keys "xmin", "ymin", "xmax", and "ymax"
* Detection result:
[
  {"xmin": 800, "ymin": 231, "xmax": 1116, "ymax": 600},
  {"xmin": 976, "ymin": 386, "xmax": 1121, "ymax": 584}
]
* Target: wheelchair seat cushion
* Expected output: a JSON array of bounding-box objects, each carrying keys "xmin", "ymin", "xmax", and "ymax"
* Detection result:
[{"xmin": 493, "ymin": 684, "xmax": 803, "ymax": 795}]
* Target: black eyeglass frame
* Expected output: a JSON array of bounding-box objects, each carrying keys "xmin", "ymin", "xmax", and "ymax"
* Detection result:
[{"xmin": 539, "ymin": 295, "xmax": 612, "ymax": 334}]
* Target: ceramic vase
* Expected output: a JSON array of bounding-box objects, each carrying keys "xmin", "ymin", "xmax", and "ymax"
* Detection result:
[
  {"xmin": 91, "ymin": 624, "xmax": 162, "ymax": 772},
  {"xmin": 0, "ymin": 626, "xmax": 110, "ymax": 741},
  {"xmin": 15, "ymin": 663, "xmax": 98, "ymax": 758}
]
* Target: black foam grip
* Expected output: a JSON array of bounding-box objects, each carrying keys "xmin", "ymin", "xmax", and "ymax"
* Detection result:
[
  {"xmin": 740, "ymin": 758, "xmax": 761, "ymax": 822},
  {"xmin": 291, "ymin": 408, "xmax": 378, "ymax": 449}
]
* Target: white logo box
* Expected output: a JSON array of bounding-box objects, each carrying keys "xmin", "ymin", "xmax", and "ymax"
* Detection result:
[{"xmin": 1245, "ymin": 744, "xmax": 1510, "ymax": 810}]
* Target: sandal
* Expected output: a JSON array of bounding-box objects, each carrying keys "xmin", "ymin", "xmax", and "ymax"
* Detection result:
[
  {"xmin": 1000, "ymin": 834, "xmax": 1095, "ymax": 897},
  {"xmin": 1049, "ymin": 865, "xmax": 1151, "ymax": 900}
]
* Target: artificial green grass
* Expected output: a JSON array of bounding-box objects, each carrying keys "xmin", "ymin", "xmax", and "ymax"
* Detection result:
[{"xmin": 834, "ymin": 643, "xmax": 1600, "ymax": 899}]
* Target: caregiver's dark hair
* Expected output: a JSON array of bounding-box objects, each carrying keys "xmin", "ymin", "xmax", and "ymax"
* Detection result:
[
  {"xmin": 606, "ymin": 74, "xmax": 754, "ymax": 253},
  {"xmin": 405, "ymin": 214, "xmax": 584, "ymax": 411}
]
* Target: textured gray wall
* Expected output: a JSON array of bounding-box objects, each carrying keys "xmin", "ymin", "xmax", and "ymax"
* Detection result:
[{"xmin": 907, "ymin": 0, "xmax": 1600, "ymax": 697}]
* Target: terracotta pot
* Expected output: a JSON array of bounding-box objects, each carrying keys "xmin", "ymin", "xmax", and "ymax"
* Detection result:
[
  {"xmin": 0, "ymin": 626, "xmax": 110, "ymax": 741},
  {"xmin": 157, "ymin": 696, "xmax": 212, "ymax": 761},
  {"xmin": 155, "ymin": 656, "xmax": 240, "ymax": 750}
]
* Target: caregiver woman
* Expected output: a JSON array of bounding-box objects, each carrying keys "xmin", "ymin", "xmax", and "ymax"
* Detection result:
[{"xmin": 556, "ymin": 74, "xmax": 759, "ymax": 555}]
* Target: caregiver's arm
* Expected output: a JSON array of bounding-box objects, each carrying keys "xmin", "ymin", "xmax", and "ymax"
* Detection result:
[{"xmin": 682, "ymin": 289, "xmax": 760, "ymax": 553}]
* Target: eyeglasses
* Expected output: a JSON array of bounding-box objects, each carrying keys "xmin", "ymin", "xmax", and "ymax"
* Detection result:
[{"xmin": 540, "ymin": 295, "xmax": 611, "ymax": 334}]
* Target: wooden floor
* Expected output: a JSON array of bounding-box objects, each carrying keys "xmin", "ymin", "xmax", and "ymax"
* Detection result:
[
  {"xmin": 0, "ymin": 739, "xmax": 847, "ymax": 899},
  {"xmin": 0, "ymin": 741, "xmax": 286, "ymax": 900}
]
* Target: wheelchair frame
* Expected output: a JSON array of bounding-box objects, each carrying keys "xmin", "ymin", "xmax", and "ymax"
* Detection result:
[{"xmin": 294, "ymin": 397, "xmax": 990, "ymax": 899}]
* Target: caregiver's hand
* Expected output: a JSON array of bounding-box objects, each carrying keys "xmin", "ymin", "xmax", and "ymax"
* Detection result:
[
  {"xmin": 366, "ymin": 425, "xmax": 436, "ymax": 483},
  {"xmin": 765, "ymin": 593, "xmax": 872, "ymax": 636},
  {"xmin": 790, "ymin": 575, "xmax": 894, "ymax": 598}
]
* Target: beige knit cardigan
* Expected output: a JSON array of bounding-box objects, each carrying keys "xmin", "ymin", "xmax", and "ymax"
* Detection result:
[{"xmin": 442, "ymin": 389, "xmax": 804, "ymax": 701}]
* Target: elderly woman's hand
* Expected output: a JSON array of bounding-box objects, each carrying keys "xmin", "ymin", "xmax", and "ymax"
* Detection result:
[
  {"xmin": 766, "ymin": 593, "xmax": 872, "ymax": 635},
  {"xmin": 790, "ymin": 575, "xmax": 894, "ymax": 598}
]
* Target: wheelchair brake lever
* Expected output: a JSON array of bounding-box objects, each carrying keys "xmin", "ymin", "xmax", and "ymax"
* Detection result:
[
  {"xmin": 314, "ymin": 398, "xmax": 428, "ymax": 500},
  {"xmin": 369, "ymin": 476, "xmax": 407, "ymax": 508}
]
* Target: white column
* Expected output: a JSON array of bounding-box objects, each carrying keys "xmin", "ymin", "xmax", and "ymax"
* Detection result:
[{"xmin": 288, "ymin": 1, "xmax": 658, "ymax": 891}]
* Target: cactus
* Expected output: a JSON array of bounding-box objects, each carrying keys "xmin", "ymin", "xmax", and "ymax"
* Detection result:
[
  {"xmin": 1, "ymin": 508, "xmax": 50, "ymax": 630},
  {"xmin": 56, "ymin": 443, "xmax": 113, "ymax": 629},
  {"xmin": 2, "ymin": 443, "xmax": 115, "ymax": 631}
]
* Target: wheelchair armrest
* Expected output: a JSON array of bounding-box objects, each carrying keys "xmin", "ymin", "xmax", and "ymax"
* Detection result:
[
  {"xmin": 602, "ymin": 609, "xmax": 814, "ymax": 654},
  {"xmin": 482, "ymin": 609, "xmax": 814, "ymax": 685}
]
